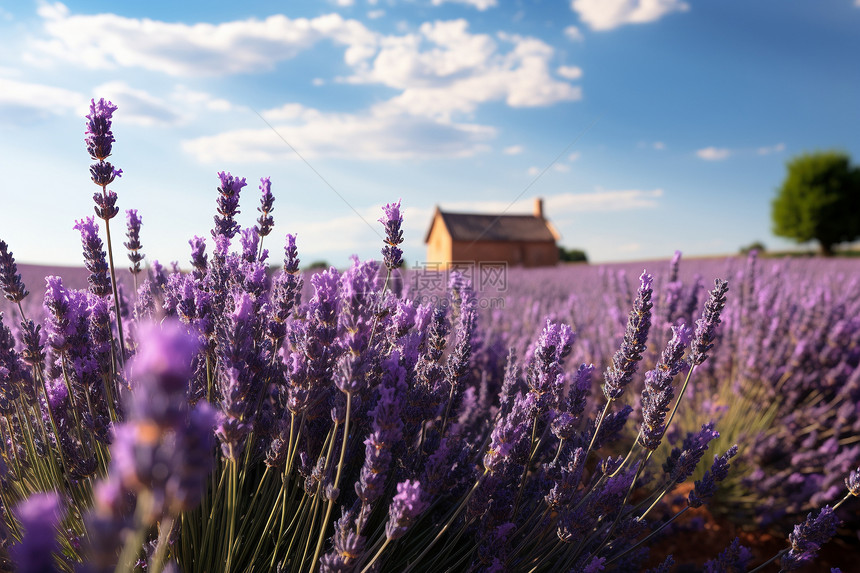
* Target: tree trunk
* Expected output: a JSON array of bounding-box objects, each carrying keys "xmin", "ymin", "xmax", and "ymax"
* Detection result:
[{"xmin": 820, "ymin": 242, "xmax": 834, "ymax": 257}]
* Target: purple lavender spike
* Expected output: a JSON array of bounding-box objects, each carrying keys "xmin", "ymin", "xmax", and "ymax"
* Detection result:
[
  {"xmin": 780, "ymin": 506, "xmax": 840, "ymax": 571},
  {"xmin": 688, "ymin": 445, "xmax": 738, "ymax": 508},
  {"xmin": 86, "ymin": 99, "xmax": 122, "ymax": 220},
  {"xmin": 690, "ymin": 278, "xmax": 729, "ymax": 366},
  {"xmin": 124, "ymin": 209, "xmax": 144, "ymax": 275},
  {"xmin": 189, "ymin": 236, "xmax": 208, "ymax": 281},
  {"xmin": 379, "ymin": 200, "xmax": 404, "ymax": 270},
  {"xmin": 212, "ymin": 171, "xmax": 246, "ymax": 240},
  {"xmin": 256, "ymin": 176, "xmax": 275, "ymax": 238},
  {"xmin": 10, "ymin": 493, "xmax": 63, "ymax": 573},
  {"xmin": 703, "ymin": 538, "xmax": 752, "ymax": 573},
  {"xmin": 639, "ymin": 323, "xmax": 692, "ymax": 450},
  {"xmin": 603, "ymin": 271, "xmax": 653, "ymax": 401},
  {"xmin": 385, "ymin": 480, "xmax": 428, "ymax": 540},
  {"xmin": 0, "ymin": 240, "xmax": 28, "ymax": 304},
  {"xmin": 74, "ymin": 217, "xmax": 112, "ymax": 298}
]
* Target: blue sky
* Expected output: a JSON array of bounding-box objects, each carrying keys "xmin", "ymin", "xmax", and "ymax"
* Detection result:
[{"xmin": 1, "ymin": 0, "xmax": 858, "ymax": 269}]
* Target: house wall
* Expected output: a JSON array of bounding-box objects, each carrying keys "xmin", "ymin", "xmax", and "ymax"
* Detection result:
[
  {"xmin": 425, "ymin": 213, "xmax": 559, "ymax": 268},
  {"xmin": 425, "ymin": 215, "xmax": 453, "ymax": 266},
  {"xmin": 450, "ymin": 240, "xmax": 558, "ymax": 268}
]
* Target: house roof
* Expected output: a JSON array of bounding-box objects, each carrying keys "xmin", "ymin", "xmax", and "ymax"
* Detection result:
[{"xmin": 425, "ymin": 208, "xmax": 559, "ymax": 243}]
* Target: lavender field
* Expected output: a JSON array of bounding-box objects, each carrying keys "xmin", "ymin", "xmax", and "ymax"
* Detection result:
[{"xmin": 0, "ymin": 100, "xmax": 859, "ymax": 573}]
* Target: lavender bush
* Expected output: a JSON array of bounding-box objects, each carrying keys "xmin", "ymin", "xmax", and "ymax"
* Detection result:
[
  {"xmin": 456, "ymin": 251, "xmax": 860, "ymax": 534},
  {"xmin": 0, "ymin": 100, "xmax": 857, "ymax": 572}
]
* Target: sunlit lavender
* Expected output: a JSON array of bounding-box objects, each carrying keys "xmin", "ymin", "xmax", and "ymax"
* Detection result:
[{"xmin": 0, "ymin": 101, "xmax": 857, "ymax": 573}]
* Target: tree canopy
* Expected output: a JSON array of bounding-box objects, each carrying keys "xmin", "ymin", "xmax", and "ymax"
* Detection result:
[{"xmin": 772, "ymin": 151, "xmax": 860, "ymax": 256}]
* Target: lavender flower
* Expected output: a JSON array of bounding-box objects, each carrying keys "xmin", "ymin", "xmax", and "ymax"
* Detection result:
[
  {"xmin": 668, "ymin": 250, "xmax": 682, "ymax": 283},
  {"xmin": 212, "ymin": 171, "xmax": 246, "ymax": 240},
  {"xmin": 603, "ymin": 271, "xmax": 653, "ymax": 401},
  {"xmin": 124, "ymin": 209, "xmax": 144, "ymax": 275},
  {"xmin": 690, "ymin": 278, "xmax": 729, "ymax": 366},
  {"xmin": 647, "ymin": 556, "xmax": 675, "ymax": 573},
  {"xmin": 86, "ymin": 99, "xmax": 122, "ymax": 220},
  {"xmin": 74, "ymin": 217, "xmax": 111, "ymax": 298},
  {"xmin": 240, "ymin": 227, "xmax": 260, "ymax": 263},
  {"xmin": 112, "ymin": 320, "xmax": 216, "ymax": 521},
  {"xmin": 126, "ymin": 320, "xmax": 199, "ymax": 428},
  {"xmin": 662, "ymin": 422, "xmax": 720, "ymax": 485},
  {"xmin": 20, "ymin": 319, "xmax": 45, "ymax": 371},
  {"xmin": 0, "ymin": 240, "xmax": 28, "ymax": 303},
  {"xmin": 689, "ymin": 444, "xmax": 738, "ymax": 508},
  {"xmin": 85, "ymin": 98, "xmax": 118, "ymax": 161},
  {"xmin": 356, "ymin": 353, "xmax": 405, "ymax": 505},
  {"xmin": 780, "ymin": 506, "xmax": 840, "ymax": 571},
  {"xmin": 639, "ymin": 324, "xmax": 692, "ymax": 450},
  {"xmin": 268, "ymin": 234, "xmax": 302, "ymax": 343},
  {"xmin": 320, "ymin": 508, "xmax": 365, "ymax": 573},
  {"xmin": 256, "ymin": 176, "xmax": 275, "ymax": 238},
  {"xmin": 703, "ymin": 538, "xmax": 752, "ymax": 573},
  {"xmin": 11, "ymin": 493, "xmax": 63, "ymax": 573},
  {"xmin": 385, "ymin": 480, "xmax": 428, "ymax": 540},
  {"xmin": 379, "ymin": 200, "xmax": 403, "ymax": 270},
  {"xmin": 845, "ymin": 466, "xmax": 859, "ymax": 496},
  {"xmin": 527, "ymin": 319, "xmax": 575, "ymax": 411},
  {"xmin": 189, "ymin": 235, "xmax": 208, "ymax": 281}
]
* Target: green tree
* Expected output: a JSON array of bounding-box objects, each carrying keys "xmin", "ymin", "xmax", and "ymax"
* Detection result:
[
  {"xmin": 558, "ymin": 246, "xmax": 588, "ymax": 263},
  {"xmin": 772, "ymin": 152, "xmax": 860, "ymax": 256}
]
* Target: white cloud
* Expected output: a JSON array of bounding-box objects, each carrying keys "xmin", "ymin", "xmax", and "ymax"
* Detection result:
[
  {"xmin": 347, "ymin": 21, "xmax": 582, "ymax": 121},
  {"xmin": 567, "ymin": 151, "xmax": 581, "ymax": 161},
  {"xmin": 757, "ymin": 142, "xmax": 785, "ymax": 155},
  {"xmin": 431, "ymin": 0, "xmax": 499, "ymax": 10},
  {"xmin": 547, "ymin": 188, "xmax": 663, "ymax": 212},
  {"xmin": 438, "ymin": 188, "xmax": 663, "ymax": 215},
  {"xmin": 527, "ymin": 166, "xmax": 541, "ymax": 176},
  {"xmin": 696, "ymin": 146, "xmax": 731, "ymax": 161},
  {"xmin": 88, "ymin": 82, "xmax": 237, "ymax": 127},
  {"xmin": 564, "ymin": 25, "xmax": 584, "ymax": 42},
  {"xmin": 572, "ymin": 0, "xmax": 689, "ymax": 31},
  {"xmin": 556, "ymin": 65, "xmax": 583, "ymax": 80},
  {"xmin": 182, "ymin": 102, "xmax": 495, "ymax": 162},
  {"xmin": 31, "ymin": 4, "xmax": 378, "ymax": 77},
  {"xmin": 312, "ymin": 78, "xmax": 326, "ymax": 86},
  {"xmin": 367, "ymin": 10, "xmax": 385, "ymax": 19},
  {"xmin": 697, "ymin": 143, "xmax": 786, "ymax": 160},
  {"xmin": 30, "ymin": 6, "xmax": 582, "ymax": 125},
  {"xmin": 92, "ymin": 81, "xmax": 182, "ymax": 126},
  {"xmin": 262, "ymin": 103, "xmax": 314, "ymax": 121},
  {"xmin": 172, "ymin": 86, "xmax": 235, "ymax": 112},
  {"xmin": 553, "ymin": 164, "xmax": 571, "ymax": 173},
  {"xmin": 0, "ymin": 77, "xmax": 86, "ymax": 123},
  {"xmin": 335, "ymin": 0, "xmax": 355, "ymax": 6},
  {"xmin": 503, "ymin": 145, "xmax": 524, "ymax": 155}
]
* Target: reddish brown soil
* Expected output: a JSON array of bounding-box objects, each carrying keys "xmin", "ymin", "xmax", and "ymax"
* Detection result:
[{"xmin": 646, "ymin": 485, "xmax": 856, "ymax": 572}]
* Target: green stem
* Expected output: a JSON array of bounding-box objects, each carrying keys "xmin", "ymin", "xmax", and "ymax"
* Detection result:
[
  {"xmin": 150, "ymin": 517, "xmax": 175, "ymax": 573},
  {"xmin": 116, "ymin": 492, "xmax": 154, "ymax": 573},
  {"xmin": 746, "ymin": 549, "xmax": 787, "ymax": 573},
  {"xmin": 605, "ymin": 506, "xmax": 687, "ymax": 565},
  {"xmin": 311, "ymin": 394, "xmax": 351, "ymax": 573},
  {"xmin": 402, "ymin": 470, "xmax": 488, "ymax": 573},
  {"xmin": 101, "ymin": 201, "xmax": 127, "ymax": 369}
]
